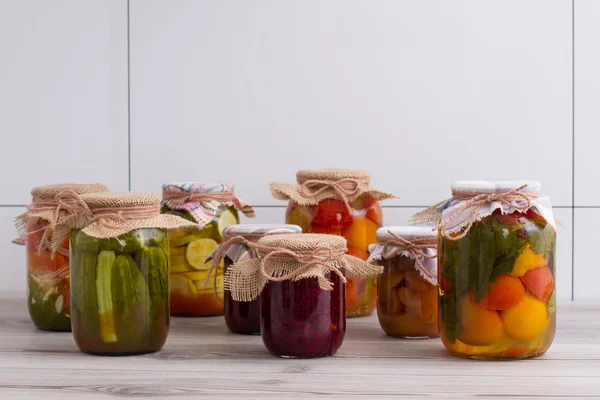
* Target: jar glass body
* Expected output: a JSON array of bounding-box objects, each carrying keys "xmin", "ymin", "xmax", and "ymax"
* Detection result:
[
  {"xmin": 70, "ymin": 228, "xmax": 170, "ymax": 355},
  {"xmin": 377, "ymin": 255, "xmax": 438, "ymax": 338},
  {"xmin": 438, "ymin": 209, "xmax": 556, "ymax": 359},
  {"xmin": 260, "ymin": 273, "xmax": 346, "ymax": 358},
  {"xmin": 285, "ymin": 195, "xmax": 381, "ymax": 317},
  {"xmin": 26, "ymin": 219, "xmax": 71, "ymax": 331},
  {"xmin": 224, "ymin": 254, "xmax": 261, "ymax": 335},
  {"xmin": 164, "ymin": 206, "xmax": 239, "ymax": 317}
]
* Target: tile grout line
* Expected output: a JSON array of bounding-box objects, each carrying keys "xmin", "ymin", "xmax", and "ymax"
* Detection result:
[
  {"xmin": 571, "ymin": 0, "xmax": 576, "ymax": 302},
  {"xmin": 127, "ymin": 0, "xmax": 132, "ymax": 191}
]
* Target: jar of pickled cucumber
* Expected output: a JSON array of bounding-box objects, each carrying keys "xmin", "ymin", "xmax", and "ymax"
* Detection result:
[
  {"xmin": 14, "ymin": 183, "xmax": 109, "ymax": 332},
  {"xmin": 435, "ymin": 181, "xmax": 556, "ymax": 359},
  {"xmin": 270, "ymin": 169, "xmax": 394, "ymax": 318},
  {"xmin": 225, "ymin": 233, "xmax": 382, "ymax": 358},
  {"xmin": 368, "ymin": 226, "xmax": 438, "ymax": 339},
  {"xmin": 161, "ymin": 182, "xmax": 254, "ymax": 317},
  {"xmin": 207, "ymin": 224, "xmax": 302, "ymax": 335},
  {"xmin": 49, "ymin": 191, "xmax": 197, "ymax": 355}
]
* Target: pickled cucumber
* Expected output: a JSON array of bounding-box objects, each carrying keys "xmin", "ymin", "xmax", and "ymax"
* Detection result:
[
  {"xmin": 96, "ymin": 250, "xmax": 117, "ymax": 343},
  {"xmin": 138, "ymin": 246, "xmax": 168, "ymax": 305}
]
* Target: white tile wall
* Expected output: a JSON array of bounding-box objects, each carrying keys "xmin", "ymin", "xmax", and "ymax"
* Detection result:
[
  {"xmin": 0, "ymin": 1, "xmax": 591, "ymax": 300},
  {"xmin": 129, "ymin": 0, "xmax": 572, "ymax": 207}
]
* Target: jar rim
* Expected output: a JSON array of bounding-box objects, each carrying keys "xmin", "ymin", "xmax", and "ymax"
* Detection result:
[{"xmin": 451, "ymin": 180, "xmax": 540, "ymax": 194}]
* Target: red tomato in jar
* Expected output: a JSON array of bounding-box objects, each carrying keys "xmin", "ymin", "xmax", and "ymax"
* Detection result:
[{"xmin": 311, "ymin": 199, "xmax": 354, "ymax": 229}]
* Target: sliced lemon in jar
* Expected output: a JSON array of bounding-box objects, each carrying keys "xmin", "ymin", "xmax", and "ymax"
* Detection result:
[
  {"xmin": 215, "ymin": 209, "xmax": 239, "ymax": 240},
  {"xmin": 186, "ymin": 238, "xmax": 219, "ymax": 270},
  {"xmin": 170, "ymin": 274, "xmax": 197, "ymax": 295},
  {"xmin": 169, "ymin": 255, "xmax": 195, "ymax": 273}
]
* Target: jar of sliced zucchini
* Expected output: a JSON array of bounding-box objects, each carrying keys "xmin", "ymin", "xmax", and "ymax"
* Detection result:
[
  {"xmin": 49, "ymin": 191, "xmax": 197, "ymax": 356},
  {"xmin": 161, "ymin": 182, "xmax": 255, "ymax": 317}
]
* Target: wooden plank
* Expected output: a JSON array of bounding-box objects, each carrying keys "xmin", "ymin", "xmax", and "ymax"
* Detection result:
[{"xmin": 0, "ymin": 298, "xmax": 598, "ymax": 399}]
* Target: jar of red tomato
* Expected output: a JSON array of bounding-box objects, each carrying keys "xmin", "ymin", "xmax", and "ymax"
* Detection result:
[
  {"xmin": 434, "ymin": 181, "xmax": 556, "ymax": 359},
  {"xmin": 207, "ymin": 223, "xmax": 302, "ymax": 335},
  {"xmin": 270, "ymin": 169, "xmax": 394, "ymax": 317},
  {"xmin": 14, "ymin": 183, "xmax": 109, "ymax": 332},
  {"xmin": 225, "ymin": 233, "xmax": 382, "ymax": 358},
  {"xmin": 368, "ymin": 226, "xmax": 438, "ymax": 339}
]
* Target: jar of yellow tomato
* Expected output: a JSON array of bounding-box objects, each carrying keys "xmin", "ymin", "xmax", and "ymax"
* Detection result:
[
  {"xmin": 436, "ymin": 181, "xmax": 556, "ymax": 359},
  {"xmin": 161, "ymin": 182, "xmax": 254, "ymax": 317},
  {"xmin": 271, "ymin": 169, "xmax": 394, "ymax": 317},
  {"xmin": 368, "ymin": 226, "xmax": 438, "ymax": 338}
]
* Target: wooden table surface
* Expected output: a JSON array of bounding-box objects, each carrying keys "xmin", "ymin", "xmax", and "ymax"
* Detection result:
[{"xmin": 0, "ymin": 296, "xmax": 598, "ymax": 400}]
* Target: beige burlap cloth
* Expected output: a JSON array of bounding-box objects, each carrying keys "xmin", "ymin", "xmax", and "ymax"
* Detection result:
[
  {"xmin": 49, "ymin": 191, "xmax": 197, "ymax": 253},
  {"xmin": 14, "ymin": 183, "xmax": 109, "ymax": 248},
  {"xmin": 270, "ymin": 169, "xmax": 394, "ymax": 213},
  {"xmin": 225, "ymin": 233, "xmax": 383, "ymax": 302}
]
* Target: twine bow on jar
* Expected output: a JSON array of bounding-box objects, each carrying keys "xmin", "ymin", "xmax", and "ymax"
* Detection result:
[
  {"xmin": 298, "ymin": 178, "xmax": 366, "ymax": 214},
  {"xmin": 381, "ymin": 231, "xmax": 437, "ymax": 282},
  {"xmin": 162, "ymin": 191, "xmax": 235, "ymax": 205},
  {"xmin": 437, "ymin": 184, "xmax": 539, "ymax": 240}
]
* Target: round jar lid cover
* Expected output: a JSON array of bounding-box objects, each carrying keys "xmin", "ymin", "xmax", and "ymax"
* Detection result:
[
  {"xmin": 451, "ymin": 180, "xmax": 540, "ymax": 194},
  {"xmin": 376, "ymin": 226, "xmax": 436, "ymax": 243},
  {"xmin": 223, "ymin": 224, "xmax": 302, "ymax": 236}
]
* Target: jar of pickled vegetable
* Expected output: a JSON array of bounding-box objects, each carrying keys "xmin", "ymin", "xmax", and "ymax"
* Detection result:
[
  {"xmin": 207, "ymin": 224, "xmax": 302, "ymax": 335},
  {"xmin": 226, "ymin": 233, "xmax": 382, "ymax": 358},
  {"xmin": 270, "ymin": 169, "xmax": 393, "ymax": 318},
  {"xmin": 435, "ymin": 181, "xmax": 556, "ymax": 359},
  {"xmin": 368, "ymin": 226, "xmax": 438, "ymax": 339},
  {"xmin": 49, "ymin": 191, "xmax": 196, "ymax": 355},
  {"xmin": 161, "ymin": 182, "xmax": 254, "ymax": 317},
  {"xmin": 14, "ymin": 183, "xmax": 109, "ymax": 332}
]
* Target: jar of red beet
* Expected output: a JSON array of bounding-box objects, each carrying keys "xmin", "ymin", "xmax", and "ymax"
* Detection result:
[
  {"xmin": 368, "ymin": 226, "xmax": 438, "ymax": 339},
  {"xmin": 270, "ymin": 169, "xmax": 394, "ymax": 318},
  {"xmin": 206, "ymin": 223, "xmax": 302, "ymax": 335},
  {"xmin": 225, "ymin": 233, "xmax": 382, "ymax": 358}
]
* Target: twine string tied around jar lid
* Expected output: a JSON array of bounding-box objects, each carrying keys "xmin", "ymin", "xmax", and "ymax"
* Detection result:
[
  {"xmin": 297, "ymin": 177, "xmax": 368, "ymax": 214},
  {"xmin": 162, "ymin": 191, "xmax": 235, "ymax": 205},
  {"xmin": 49, "ymin": 190, "xmax": 162, "ymax": 253},
  {"xmin": 437, "ymin": 184, "xmax": 539, "ymax": 241},
  {"xmin": 381, "ymin": 231, "xmax": 437, "ymax": 281}
]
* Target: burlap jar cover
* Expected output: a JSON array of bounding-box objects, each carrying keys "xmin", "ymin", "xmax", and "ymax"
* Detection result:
[
  {"xmin": 270, "ymin": 169, "xmax": 394, "ymax": 213},
  {"xmin": 161, "ymin": 182, "xmax": 255, "ymax": 227},
  {"xmin": 48, "ymin": 191, "xmax": 198, "ymax": 253},
  {"xmin": 367, "ymin": 226, "xmax": 438, "ymax": 285},
  {"xmin": 411, "ymin": 180, "xmax": 556, "ymax": 240},
  {"xmin": 225, "ymin": 233, "xmax": 383, "ymax": 302},
  {"xmin": 14, "ymin": 183, "xmax": 110, "ymax": 249},
  {"xmin": 203, "ymin": 224, "xmax": 303, "ymax": 295}
]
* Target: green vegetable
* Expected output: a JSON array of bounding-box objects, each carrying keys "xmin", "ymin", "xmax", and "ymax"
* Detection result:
[
  {"xmin": 440, "ymin": 215, "xmax": 528, "ymax": 342},
  {"xmin": 77, "ymin": 251, "xmax": 100, "ymax": 337},
  {"xmin": 96, "ymin": 250, "xmax": 117, "ymax": 343},
  {"xmin": 27, "ymin": 277, "xmax": 70, "ymax": 331},
  {"xmin": 111, "ymin": 254, "xmax": 150, "ymax": 344},
  {"xmin": 75, "ymin": 230, "xmax": 146, "ymax": 253},
  {"xmin": 138, "ymin": 247, "xmax": 169, "ymax": 305}
]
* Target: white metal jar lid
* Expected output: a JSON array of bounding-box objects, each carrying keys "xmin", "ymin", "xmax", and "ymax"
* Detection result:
[
  {"xmin": 451, "ymin": 180, "xmax": 540, "ymax": 194},
  {"xmin": 375, "ymin": 226, "xmax": 437, "ymax": 243},
  {"xmin": 223, "ymin": 223, "xmax": 302, "ymax": 236}
]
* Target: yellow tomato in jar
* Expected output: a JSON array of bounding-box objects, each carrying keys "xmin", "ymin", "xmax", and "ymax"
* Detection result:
[{"xmin": 501, "ymin": 294, "xmax": 549, "ymax": 341}]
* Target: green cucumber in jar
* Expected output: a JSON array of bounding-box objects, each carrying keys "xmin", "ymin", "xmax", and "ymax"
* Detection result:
[
  {"xmin": 75, "ymin": 231, "xmax": 147, "ymax": 253},
  {"xmin": 76, "ymin": 251, "xmax": 100, "ymax": 338},
  {"xmin": 111, "ymin": 254, "xmax": 150, "ymax": 344}
]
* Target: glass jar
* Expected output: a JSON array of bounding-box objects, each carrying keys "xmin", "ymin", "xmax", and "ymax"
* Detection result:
[
  {"xmin": 20, "ymin": 183, "xmax": 109, "ymax": 332},
  {"xmin": 286, "ymin": 195, "xmax": 382, "ymax": 317},
  {"xmin": 26, "ymin": 219, "xmax": 71, "ymax": 331},
  {"xmin": 438, "ymin": 181, "xmax": 556, "ymax": 359},
  {"xmin": 371, "ymin": 227, "xmax": 438, "ymax": 339},
  {"xmin": 165, "ymin": 207, "xmax": 238, "ymax": 317},
  {"xmin": 161, "ymin": 182, "xmax": 253, "ymax": 317},
  {"xmin": 218, "ymin": 224, "xmax": 302, "ymax": 335},
  {"xmin": 261, "ymin": 272, "xmax": 346, "ymax": 358},
  {"xmin": 70, "ymin": 228, "xmax": 170, "ymax": 355}
]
